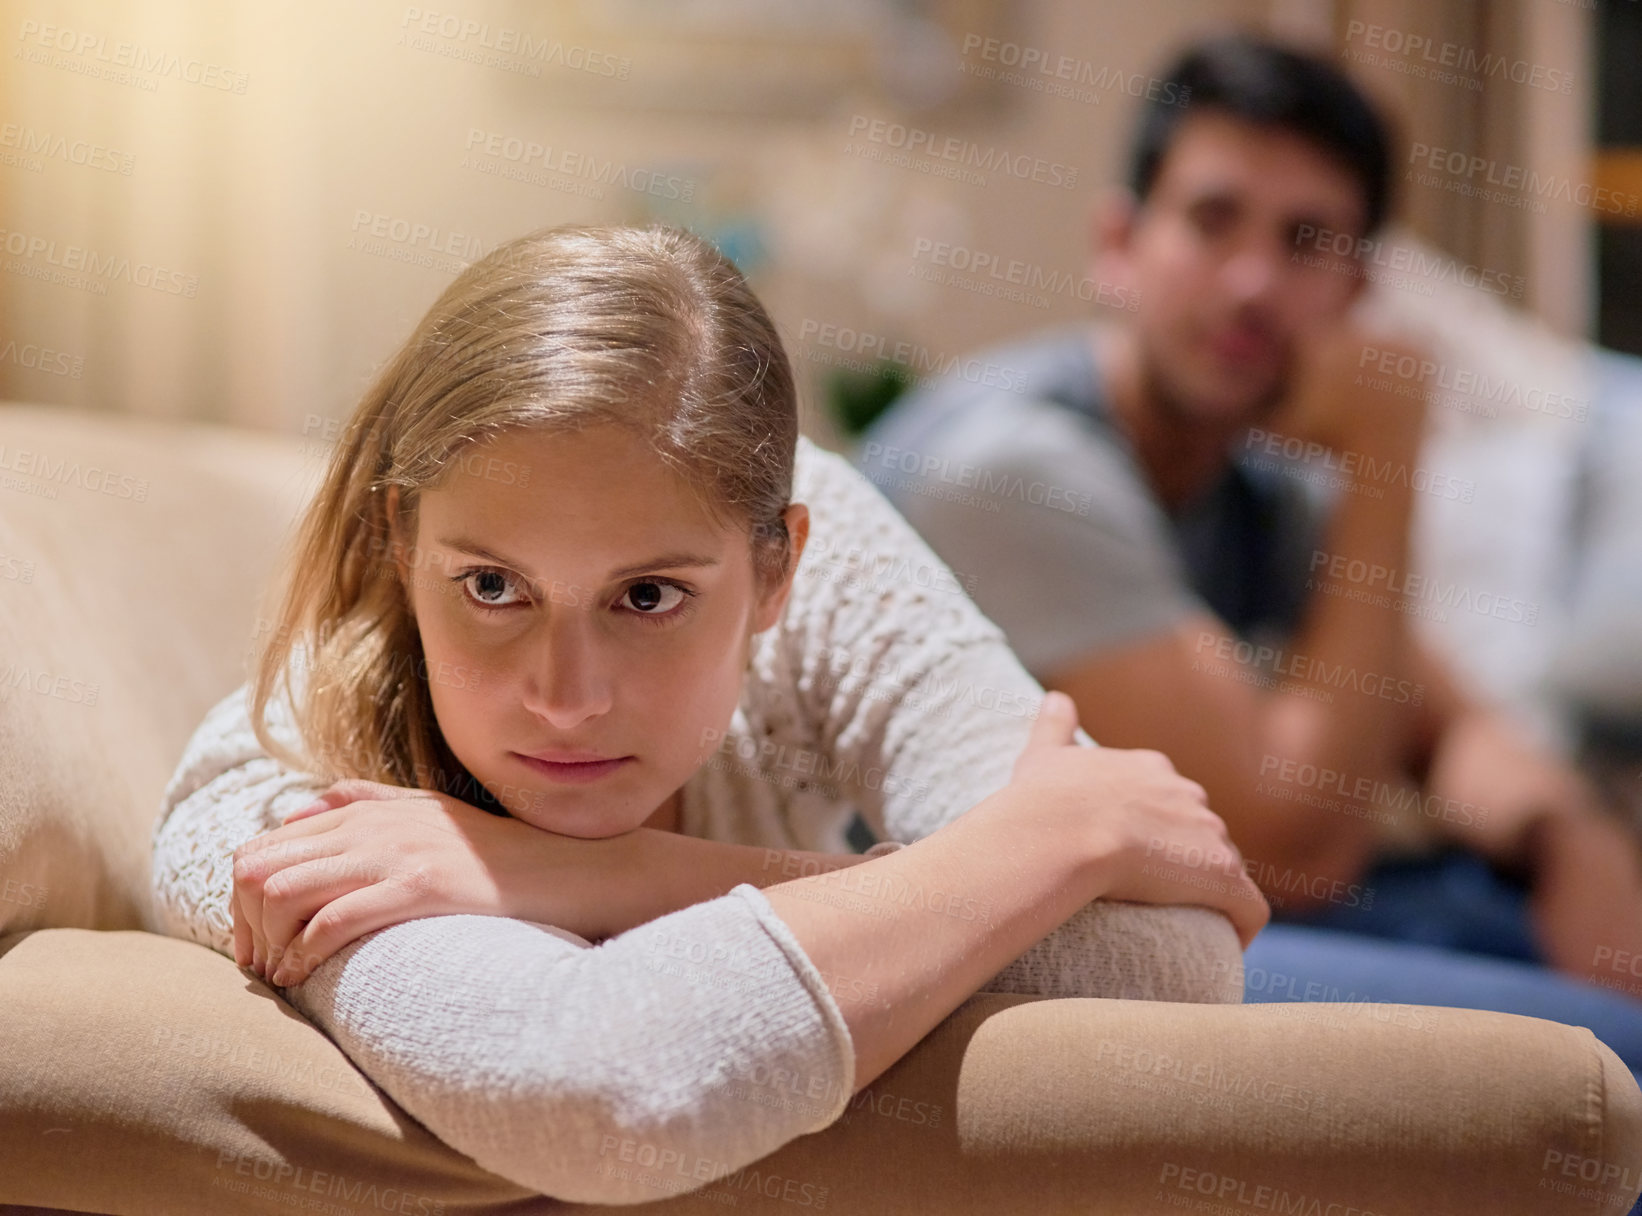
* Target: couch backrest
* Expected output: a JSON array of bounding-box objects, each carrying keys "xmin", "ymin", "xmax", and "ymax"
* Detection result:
[{"xmin": 0, "ymin": 404, "xmax": 320, "ymax": 934}]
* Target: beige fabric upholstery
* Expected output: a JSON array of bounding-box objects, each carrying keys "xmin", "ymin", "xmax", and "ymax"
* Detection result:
[
  {"xmin": 0, "ymin": 403, "xmax": 323, "ymax": 937},
  {"xmin": 0, "ymin": 925, "xmax": 1639, "ymax": 1216},
  {"xmin": 3, "ymin": 401, "xmax": 1641, "ymax": 1215}
]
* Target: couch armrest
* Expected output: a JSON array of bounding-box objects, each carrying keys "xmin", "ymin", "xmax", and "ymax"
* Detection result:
[{"xmin": 2, "ymin": 928, "xmax": 1637, "ymax": 1216}]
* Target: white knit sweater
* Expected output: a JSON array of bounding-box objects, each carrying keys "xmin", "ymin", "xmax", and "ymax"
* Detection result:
[{"xmin": 151, "ymin": 433, "xmax": 1242, "ymax": 1205}]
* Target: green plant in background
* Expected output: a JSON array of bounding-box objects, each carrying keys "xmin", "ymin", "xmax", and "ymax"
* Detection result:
[{"xmin": 823, "ymin": 359, "xmax": 916, "ymax": 439}]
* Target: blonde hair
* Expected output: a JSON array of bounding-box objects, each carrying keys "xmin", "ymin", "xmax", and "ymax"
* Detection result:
[{"xmin": 249, "ymin": 223, "xmax": 798, "ymax": 803}]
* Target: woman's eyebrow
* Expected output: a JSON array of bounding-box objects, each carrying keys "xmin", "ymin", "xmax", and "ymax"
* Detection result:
[
  {"xmin": 607, "ymin": 552, "xmax": 721, "ymax": 579},
  {"xmin": 436, "ymin": 535, "xmax": 720, "ymax": 580}
]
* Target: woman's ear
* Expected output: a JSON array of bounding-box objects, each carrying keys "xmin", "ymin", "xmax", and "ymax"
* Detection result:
[
  {"xmin": 750, "ymin": 502, "xmax": 809, "ymax": 634},
  {"xmin": 784, "ymin": 501, "xmax": 810, "ymax": 569}
]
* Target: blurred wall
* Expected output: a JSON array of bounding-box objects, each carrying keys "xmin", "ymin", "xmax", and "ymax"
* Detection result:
[{"xmin": 0, "ymin": 0, "xmax": 1593, "ymax": 445}]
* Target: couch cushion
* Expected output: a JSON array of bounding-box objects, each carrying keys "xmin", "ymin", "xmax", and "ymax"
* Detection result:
[{"xmin": 0, "ymin": 403, "xmax": 319, "ymax": 934}]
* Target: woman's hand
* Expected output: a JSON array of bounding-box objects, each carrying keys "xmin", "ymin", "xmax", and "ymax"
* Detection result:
[
  {"xmin": 231, "ymin": 778, "xmax": 618, "ymax": 987},
  {"xmin": 1007, "ymin": 692, "xmax": 1271, "ymax": 948}
]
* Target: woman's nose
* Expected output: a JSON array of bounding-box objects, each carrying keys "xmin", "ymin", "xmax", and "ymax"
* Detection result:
[{"xmin": 521, "ymin": 617, "xmax": 615, "ymax": 728}]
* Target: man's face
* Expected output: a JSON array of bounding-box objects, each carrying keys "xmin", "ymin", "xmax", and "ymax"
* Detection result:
[{"xmin": 1105, "ymin": 111, "xmax": 1369, "ymax": 425}]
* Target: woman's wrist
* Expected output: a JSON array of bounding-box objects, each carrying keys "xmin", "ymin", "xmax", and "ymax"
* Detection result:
[
  {"xmin": 501, "ymin": 816, "xmax": 920, "ymax": 941},
  {"xmin": 496, "ymin": 819, "xmax": 640, "ymax": 940},
  {"xmin": 516, "ymin": 826, "xmax": 876, "ymax": 940},
  {"xmin": 700, "ymin": 835, "xmax": 872, "ymax": 891},
  {"xmin": 961, "ymin": 783, "xmax": 1118, "ymax": 905}
]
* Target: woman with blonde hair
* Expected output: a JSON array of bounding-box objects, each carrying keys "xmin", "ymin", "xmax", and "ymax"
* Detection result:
[{"xmin": 151, "ymin": 222, "xmax": 1264, "ymax": 1203}]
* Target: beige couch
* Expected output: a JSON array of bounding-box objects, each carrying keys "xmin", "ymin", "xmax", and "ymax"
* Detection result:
[{"xmin": 3, "ymin": 400, "xmax": 1640, "ymax": 1216}]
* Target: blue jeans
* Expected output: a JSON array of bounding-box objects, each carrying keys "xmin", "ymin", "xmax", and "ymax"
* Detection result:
[{"xmin": 1267, "ymin": 846, "xmax": 1544, "ymax": 961}]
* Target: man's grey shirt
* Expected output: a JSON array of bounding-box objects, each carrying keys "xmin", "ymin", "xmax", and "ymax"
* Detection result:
[{"xmin": 855, "ymin": 325, "xmax": 1328, "ymax": 678}]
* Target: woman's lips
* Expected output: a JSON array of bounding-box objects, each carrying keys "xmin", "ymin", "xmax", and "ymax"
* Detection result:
[{"xmin": 513, "ymin": 753, "xmax": 633, "ymax": 783}]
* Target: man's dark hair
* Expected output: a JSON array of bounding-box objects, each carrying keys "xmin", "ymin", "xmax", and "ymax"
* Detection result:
[{"xmin": 1129, "ymin": 32, "xmax": 1394, "ymax": 236}]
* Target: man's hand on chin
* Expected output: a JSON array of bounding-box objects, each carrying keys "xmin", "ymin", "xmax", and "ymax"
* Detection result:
[{"xmin": 1262, "ymin": 315, "xmax": 1429, "ymax": 458}]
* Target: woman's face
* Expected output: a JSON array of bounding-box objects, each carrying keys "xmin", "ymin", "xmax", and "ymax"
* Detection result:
[{"xmin": 386, "ymin": 424, "xmax": 808, "ymax": 839}]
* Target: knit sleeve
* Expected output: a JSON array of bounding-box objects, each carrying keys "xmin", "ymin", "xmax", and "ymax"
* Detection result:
[
  {"xmin": 787, "ymin": 440, "xmax": 1244, "ymax": 1003},
  {"xmin": 150, "ymin": 686, "xmax": 857, "ymax": 1203},
  {"xmin": 278, "ymin": 887, "xmax": 854, "ymax": 1204},
  {"xmin": 149, "ymin": 681, "xmax": 331, "ymax": 952}
]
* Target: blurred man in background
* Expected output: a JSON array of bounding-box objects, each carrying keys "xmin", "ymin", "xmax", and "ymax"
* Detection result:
[{"xmin": 858, "ymin": 32, "xmax": 1642, "ymax": 999}]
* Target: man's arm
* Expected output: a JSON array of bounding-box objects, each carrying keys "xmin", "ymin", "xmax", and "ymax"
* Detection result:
[
  {"xmin": 1041, "ymin": 341, "xmax": 1429, "ymax": 908},
  {"xmin": 1401, "ymin": 631, "xmax": 1471, "ymax": 774},
  {"xmin": 1408, "ymin": 631, "xmax": 1642, "ymax": 992},
  {"xmin": 1039, "ymin": 616, "xmax": 1374, "ymax": 911}
]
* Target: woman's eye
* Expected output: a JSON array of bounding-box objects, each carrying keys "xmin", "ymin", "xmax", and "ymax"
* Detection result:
[
  {"xmin": 457, "ymin": 569, "xmax": 528, "ymax": 611},
  {"xmin": 621, "ymin": 580, "xmax": 689, "ymax": 617}
]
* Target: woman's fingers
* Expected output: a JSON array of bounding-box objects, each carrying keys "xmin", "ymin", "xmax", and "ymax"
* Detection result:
[
  {"xmin": 238, "ymin": 813, "xmax": 337, "ymax": 851},
  {"xmin": 260, "ymin": 854, "xmax": 382, "ymax": 981},
  {"xmin": 233, "ymin": 830, "xmax": 336, "ymax": 980},
  {"xmin": 1191, "ymin": 841, "xmax": 1268, "ymax": 950},
  {"xmin": 278, "ymin": 779, "xmax": 405, "ymax": 824},
  {"xmin": 269, "ymin": 884, "xmax": 425, "ymax": 987},
  {"xmin": 1009, "ymin": 690, "xmax": 1078, "ymax": 784},
  {"xmin": 280, "ymin": 799, "xmax": 336, "ymax": 825},
  {"xmin": 1129, "ymin": 815, "xmax": 1269, "ymax": 949},
  {"xmin": 232, "ymin": 786, "xmax": 416, "ymax": 982},
  {"xmin": 1222, "ymin": 871, "xmax": 1271, "ymax": 949},
  {"xmin": 231, "ymin": 881, "xmax": 253, "ymax": 969}
]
